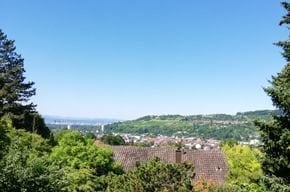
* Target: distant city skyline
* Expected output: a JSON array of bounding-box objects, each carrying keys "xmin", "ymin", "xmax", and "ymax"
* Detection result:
[{"xmin": 0, "ymin": 0, "xmax": 287, "ymax": 119}]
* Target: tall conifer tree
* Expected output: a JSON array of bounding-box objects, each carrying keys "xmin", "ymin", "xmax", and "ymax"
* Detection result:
[
  {"xmin": 255, "ymin": 2, "xmax": 290, "ymax": 189},
  {"xmin": 0, "ymin": 29, "xmax": 50, "ymax": 138}
]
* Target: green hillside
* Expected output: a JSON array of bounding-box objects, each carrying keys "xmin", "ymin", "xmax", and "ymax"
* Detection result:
[{"xmin": 105, "ymin": 110, "xmax": 276, "ymax": 141}]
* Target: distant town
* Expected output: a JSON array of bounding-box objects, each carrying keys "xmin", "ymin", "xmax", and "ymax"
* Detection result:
[{"xmin": 45, "ymin": 112, "xmax": 264, "ymax": 149}]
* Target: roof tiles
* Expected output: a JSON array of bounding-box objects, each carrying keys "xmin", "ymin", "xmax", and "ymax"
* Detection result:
[{"xmin": 111, "ymin": 146, "xmax": 228, "ymax": 184}]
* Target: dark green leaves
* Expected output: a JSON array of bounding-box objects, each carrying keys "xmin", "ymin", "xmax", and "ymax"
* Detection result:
[
  {"xmin": 255, "ymin": 2, "xmax": 290, "ymax": 190},
  {"xmin": 0, "ymin": 29, "xmax": 50, "ymax": 138},
  {"xmin": 106, "ymin": 158, "xmax": 194, "ymax": 192}
]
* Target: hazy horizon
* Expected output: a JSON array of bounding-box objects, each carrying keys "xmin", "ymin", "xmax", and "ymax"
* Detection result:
[
  {"xmin": 43, "ymin": 108, "xmax": 275, "ymax": 121},
  {"xmin": 1, "ymin": 0, "xmax": 286, "ymax": 119}
]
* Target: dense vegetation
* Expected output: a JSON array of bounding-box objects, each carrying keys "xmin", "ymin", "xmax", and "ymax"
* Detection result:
[
  {"xmin": 0, "ymin": 117, "xmax": 204, "ymax": 192},
  {"xmin": 105, "ymin": 111, "xmax": 274, "ymax": 141},
  {"xmin": 0, "ymin": 118, "xmax": 124, "ymax": 191},
  {"xmin": 106, "ymin": 158, "xmax": 194, "ymax": 192},
  {"xmin": 221, "ymin": 143, "xmax": 263, "ymax": 191},
  {"xmin": 0, "ymin": 119, "xmax": 269, "ymax": 192},
  {"xmin": 0, "ymin": 29, "xmax": 50, "ymax": 138},
  {"xmin": 100, "ymin": 134, "xmax": 126, "ymax": 145},
  {"xmin": 1, "ymin": 1, "xmax": 290, "ymax": 191},
  {"xmin": 254, "ymin": 2, "xmax": 290, "ymax": 191}
]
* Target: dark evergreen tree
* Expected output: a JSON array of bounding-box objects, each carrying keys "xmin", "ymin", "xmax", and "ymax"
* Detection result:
[
  {"xmin": 100, "ymin": 134, "xmax": 126, "ymax": 145},
  {"xmin": 0, "ymin": 29, "xmax": 50, "ymax": 138},
  {"xmin": 255, "ymin": 2, "xmax": 290, "ymax": 190}
]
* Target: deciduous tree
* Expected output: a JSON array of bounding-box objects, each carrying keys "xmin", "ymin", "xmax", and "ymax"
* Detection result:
[
  {"xmin": 50, "ymin": 130, "xmax": 123, "ymax": 191},
  {"xmin": 222, "ymin": 144, "xmax": 263, "ymax": 191},
  {"xmin": 0, "ymin": 120, "xmax": 61, "ymax": 192},
  {"xmin": 106, "ymin": 157, "xmax": 194, "ymax": 192}
]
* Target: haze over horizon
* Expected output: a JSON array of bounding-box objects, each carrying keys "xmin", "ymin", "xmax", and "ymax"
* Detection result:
[
  {"xmin": 0, "ymin": 0, "xmax": 286, "ymax": 119},
  {"xmin": 44, "ymin": 109, "xmax": 275, "ymax": 121}
]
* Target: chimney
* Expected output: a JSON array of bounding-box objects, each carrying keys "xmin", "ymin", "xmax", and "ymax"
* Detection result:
[{"xmin": 176, "ymin": 148, "xmax": 182, "ymax": 164}]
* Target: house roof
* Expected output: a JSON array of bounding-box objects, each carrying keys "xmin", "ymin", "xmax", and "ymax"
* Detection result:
[{"xmin": 111, "ymin": 146, "xmax": 228, "ymax": 184}]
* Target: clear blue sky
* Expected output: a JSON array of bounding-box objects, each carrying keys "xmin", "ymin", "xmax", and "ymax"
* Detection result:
[{"xmin": 0, "ymin": 0, "xmax": 288, "ymax": 119}]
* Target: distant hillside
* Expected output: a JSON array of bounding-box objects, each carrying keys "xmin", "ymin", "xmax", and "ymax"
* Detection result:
[
  {"xmin": 236, "ymin": 110, "xmax": 279, "ymax": 120},
  {"xmin": 105, "ymin": 110, "xmax": 275, "ymax": 141}
]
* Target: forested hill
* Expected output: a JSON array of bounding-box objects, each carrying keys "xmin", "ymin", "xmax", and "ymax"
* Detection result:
[
  {"xmin": 236, "ymin": 110, "xmax": 279, "ymax": 120},
  {"xmin": 105, "ymin": 110, "xmax": 277, "ymax": 141}
]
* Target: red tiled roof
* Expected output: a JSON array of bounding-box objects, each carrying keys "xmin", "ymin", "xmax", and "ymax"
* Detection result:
[{"xmin": 111, "ymin": 146, "xmax": 228, "ymax": 184}]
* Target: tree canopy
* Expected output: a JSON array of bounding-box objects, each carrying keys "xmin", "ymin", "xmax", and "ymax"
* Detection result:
[
  {"xmin": 221, "ymin": 143, "xmax": 263, "ymax": 191},
  {"xmin": 0, "ymin": 119, "xmax": 124, "ymax": 192},
  {"xmin": 100, "ymin": 134, "xmax": 126, "ymax": 145},
  {"xmin": 255, "ymin": 2, "xmax": 290, "ymax": 191},
  {"xmin": 0, "ymin": 118, "xmax": 60, "ymax": 192},
  {"xmin": 0, "ymin": 29, "xmax": 50, "ymax": 138},
  {"xmin": 106, "ymin": 157, "xmax": 195, "ymax": 192}
]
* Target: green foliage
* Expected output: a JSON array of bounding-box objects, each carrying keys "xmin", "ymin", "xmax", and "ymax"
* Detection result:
[
  {"xmin": 0, "ymin": 29, "xmax": 50, "ymax": 138},
  {"xmin": 60, "ymin": 167, "xmax": 99, "ymax": 192},
  {"xmin": 85, "ymin": 132, "xmax": 96, "ymax": 139},
  {"xmin": 49, "ymin": 130, "xmax": 123, "ymax": 191},
  {"xmin": 0, "ymin": 119, "xmax": 124, "ymax": 192},
  {"xmin": 222, "ymin": 144, "xmax": 263, "ymax": 191},
  {"xmin": 0, "ymin": 121, "xmax": 61, "ymax": 192},
  {"xmin": 0, "ymin": 117, "xmax": 11, "ymax": 158},
  {"xmin": 254, "ymin": 2, "xmax": 290, "ymax": 189},
  {"xmin": 0, "ymin": 152, "xmax": 62, "ymax": 192},
  {"xmin": 209, "ymin": 184, "xmax": 262, "ymax": 192},
  {"xmin": 106, "ymin": 157, "xmax": 194, "ymax": 192},
  {"xmin": 220, "ymin": 139, "xmax": 238, "ymax": 148},
  {"xmin": 261, "ymin": 176, "xmax": 290, "ymax": 192},
  {"xmin": 24, "ymin": 113, "xmax": 51, "ymax": 139},
  {"xmin": 100, "ymin": 134, "xmax": 126, "ymax": 145},
  {"xmin": 236, "ymin": 110, "xmax": 279, "ymax": 121},
  {"xmin": 105, "ymin": 111, "xmax": 273, "ymax": 141},
  {"xmin": 51, "ymin": 130, "xmax": 122, "ymax": 174},
  {"xmin": 194, "ymin": 181, "xmax": 265, "ymax": 192},
  {"xmin": 0, "ymin": 29, "xmax": 35, "ymax": 125}
]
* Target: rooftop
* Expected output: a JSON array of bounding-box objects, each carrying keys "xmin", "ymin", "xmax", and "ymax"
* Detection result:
[{"xmin": 111, "ymin": 146, "xmax": 228, "ymax": 184}]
